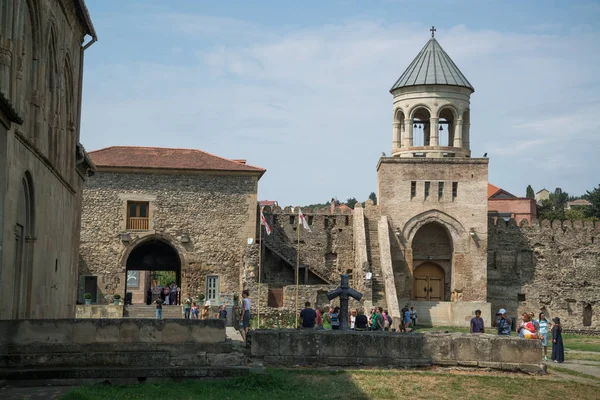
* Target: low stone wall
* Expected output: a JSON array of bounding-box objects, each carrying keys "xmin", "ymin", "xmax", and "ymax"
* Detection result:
[
  {"xmin": 251, "ymin": 330, "xmax": 545, "ymax": 374},
  {"xmin": 76, "ymin": 304, "xmax": 123, "ymax": 318},
  {"xmin": 399, "ymin": 300, "xmax": 492, "ymax": 328},
  {"xmin": 0, "ymin": 319, "xmax": 245, "ymax": 382}
]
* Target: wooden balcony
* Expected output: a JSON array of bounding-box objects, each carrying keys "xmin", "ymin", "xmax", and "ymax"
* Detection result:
[{"xmin": 127, "ymin": 217, "xmax": 149, "ymax": 231}]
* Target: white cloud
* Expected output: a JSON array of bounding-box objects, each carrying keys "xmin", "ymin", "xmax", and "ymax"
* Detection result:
[{"xmin": 81, "ymin": 15, "xmax": 600, "ymax": 203}]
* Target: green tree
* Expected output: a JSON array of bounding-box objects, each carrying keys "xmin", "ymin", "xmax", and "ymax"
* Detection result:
[
  {"xmin": 584, "ymin": 184, "xmax": 600, "ymax": 219},
  {"xmin": 565, "ymin": 208, "xmax": 587, "ymax": 221},
  {"xmin": 346, "ymin": 197, "xmax": 358, "ymax": 209},
  {"xmin": 526, "ymin": 185, "xmax": 535, "ymax": 199},
  {"xmin": 536, "ymin": 187, "xmax": 569, "ymax": 221},
  {"xmin": 368, "ymin": 192, "xmax": 377, "ymax": 205}
]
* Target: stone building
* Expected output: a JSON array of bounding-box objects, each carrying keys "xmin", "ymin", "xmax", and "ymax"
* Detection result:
[
  {"xmin": 0, "ymin": 0, "xmax": 96, "ymax": 319},
  {"xmin": 375, "ymin": 34, "xmax": 491, "ymax": 325},
  {"xmin": 78, "ymin": 146, "xmax": 265, "ymax": 306}
]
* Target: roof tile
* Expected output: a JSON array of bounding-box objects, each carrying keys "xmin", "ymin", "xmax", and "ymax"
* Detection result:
[{"xmin": 89, "ymin": 146, "xmax": 265, "ymax": 175}]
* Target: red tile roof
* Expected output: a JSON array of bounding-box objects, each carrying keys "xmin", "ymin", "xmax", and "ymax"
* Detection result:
[
  {"xmin": 89, "ymin": 146, "xmax": 265, "ymax": 176},
  {"xmin": 488, "ymin": 183, "xmax": 501, "ymax": 198}
]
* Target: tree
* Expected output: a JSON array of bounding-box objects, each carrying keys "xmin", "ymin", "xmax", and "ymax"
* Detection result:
[
  {"xmin": 536, "ymin": 187, "xmax": 569, "ymax": 221},
  {"xmin": 368, "ymin": 192, "xmax": 377, "ymax": 205},
  {"xmin": 346, "ymin": 197, "xmax": 358, "ymax": 209},
  {"xmin": 526, "ymin": 185, "xmax": 535, "ymax": 199},
  {"xmin": 584, "ymin": 184, "xmax": 600, "ymax": 219}
]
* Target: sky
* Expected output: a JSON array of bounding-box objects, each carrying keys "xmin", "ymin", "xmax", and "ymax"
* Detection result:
[{"xmin": 81, "ymin": 0, "xmax": 600, "ymax": 206}]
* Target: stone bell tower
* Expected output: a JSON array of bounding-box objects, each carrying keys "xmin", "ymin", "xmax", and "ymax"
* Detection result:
[{"xmin": 376, "ymin": 28, "xmax": 491, "ymax": 326}]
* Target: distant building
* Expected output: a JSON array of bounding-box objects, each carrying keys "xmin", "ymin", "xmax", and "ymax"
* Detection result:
[
  {"xmin": 536, "ymin": 189, "xmax": 550, "ymax": 204},
  {"xmin": 488, "ymin": 183, "xmax": 536, "ymax": 224},
  {"xmin": 259, "ymin": 200, "xmax": 279, "ymax": 208},
  {"xmin": 566, "ymin": 199, "xmax": 592, "ymax": 210}
]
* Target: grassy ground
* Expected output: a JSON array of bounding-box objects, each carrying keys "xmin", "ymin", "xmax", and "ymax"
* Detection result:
[
  {"xmin": 563, "ymin": 334, "xmax": 600, "ymax": 353},
  {"xmin": 62, "ymin": 369, "xmax": 600, "ymax": 400}
]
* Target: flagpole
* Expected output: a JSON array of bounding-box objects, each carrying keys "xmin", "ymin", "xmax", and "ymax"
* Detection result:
[
  {"xmin": 295, "ymin": 209, "xmax": 300, "ymax": 328},
  {"xmin": 257, "ymin": 210, "xmax": 262, "ymax": 329}
]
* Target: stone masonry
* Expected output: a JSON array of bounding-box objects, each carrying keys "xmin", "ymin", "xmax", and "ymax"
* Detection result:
[
  {"xmin": 488, "ymin": 218, "xmax": 600, "ymax": 331},
  {"xmin": 79, "ymin": 169, "xmax": 261, "ymax": 304}
]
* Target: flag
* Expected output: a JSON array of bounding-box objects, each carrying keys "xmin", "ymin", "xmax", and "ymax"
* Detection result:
[
  {"xmin": 260, "ymin": 208, "xmax": 271, "ymax": 235},
  {"xmin": 298, "ymin": 209, "xmax": 312, "ymax": 232}
]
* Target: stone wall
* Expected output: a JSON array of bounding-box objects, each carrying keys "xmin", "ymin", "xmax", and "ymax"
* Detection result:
[
  {"xmin": 251, "ymin": 330, "xmax": 544, "ymax": 374},
  {"xmin": 75, "ymin": 305, "xmax": 123, "ymax": 319},
  {"xmin": 0, "ymin": 319, "xmax": 246, "ymax": 382},
  {"xmin": 488, "ymin": 219, "xmax": 600, "ymax": 331},
  {"xmin": 79, "ymin": 170, "xmax": 259, "ymax": 305},
  {"xmin": 261, "ymin": 206, "xmax": 354, "ymax": 286},
  {"xmin": 0, "ymin": 0, "xmax": 95, "ymax": 319}
]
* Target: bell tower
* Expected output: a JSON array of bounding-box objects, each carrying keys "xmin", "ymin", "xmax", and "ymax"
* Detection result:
[
  {"xmin": 376, "ymin": 28, "xmax": 490, "ymax": 320},
  {"xmin": 390, "ymin": 27, "xmax": 473, "ymax": 158}
]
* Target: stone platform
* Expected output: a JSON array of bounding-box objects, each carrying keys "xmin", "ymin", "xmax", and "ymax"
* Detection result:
[
  {"xmin": 0, "ymin": 319, "xmax": 247, "ymax": 385},
  {"xmin": 251, "ymin": 330, "xmax": 545, "ymax": 374}
]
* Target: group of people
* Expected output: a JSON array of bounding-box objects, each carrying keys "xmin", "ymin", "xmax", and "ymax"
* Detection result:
[
  {"xmin": 298, "ymin": 302, "xmax": 418, "ymax": 332},
  {"xmin": 147, "ymin": 283, "xmax": 180, "ymax": 306},
  {"xmin": 469, "ymin": 308, "xmax": 565, "ymax": 363}
]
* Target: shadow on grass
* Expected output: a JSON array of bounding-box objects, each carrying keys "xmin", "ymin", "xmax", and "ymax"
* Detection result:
[{"xmin": 61, "ymin": 369, "xmax": 370, "ymax": 400}]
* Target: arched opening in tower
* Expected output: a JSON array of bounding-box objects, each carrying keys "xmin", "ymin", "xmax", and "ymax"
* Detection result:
[{"xmin": 411, "ymin": 107, "xmax": 431, "ymax": 147}]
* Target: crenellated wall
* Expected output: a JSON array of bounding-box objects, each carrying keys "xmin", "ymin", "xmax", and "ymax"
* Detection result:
[{"xmin": 488, "ymin": 218, "xmax": 600, "ymax": 331}]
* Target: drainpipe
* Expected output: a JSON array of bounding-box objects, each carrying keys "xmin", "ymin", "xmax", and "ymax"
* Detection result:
[{"xmin": 76, "ymin": 35, "xmax": 96, "ymax": 145}]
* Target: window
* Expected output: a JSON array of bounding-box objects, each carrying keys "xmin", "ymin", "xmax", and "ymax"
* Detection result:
[
  {"xmin": 307, "ymin": 215, "xmax": 314, "ymax": 225},
  {"xmin": 517, "ymin": 293, "xmax": 526, "ymax": 301},
  {"xmin": 424, "ymin": 181, "xmax": 430, "ymax": 199},
  {"xmin": 411, "ymin": 181, "xmax": 416, "ymax": 199},
  {"xmin": 345, "ymin": 216, "xmax": 350, "ymax": 226},
  {"xmin": 127, "ymin": 201, "xmax": 149, "ymax": 230},
  {"xmin": 452, "ymin": 182, "xmax": 458, "ymax": 199},
  {"xmin": 289, "ymin": 215, "xmax": 295, "ymax": 225},
  {"xmin": 206, "ymin": 275, "xmax": 219, "ymax": 304},
  {"xmin": 438, "ymin": 182, "xmax": 444, "ymax": 200}
]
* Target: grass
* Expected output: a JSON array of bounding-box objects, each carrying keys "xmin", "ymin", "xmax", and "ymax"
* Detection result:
[
  {"xmin": 547, "ymin": 365, "xmax": 600, "ymax": 382},
  {"xmin": 62, "ymin": 369, "xmax": 600, "ymax": 400},
  {"xmin": 563, "ymin": 334, "xmax": 600, "ymax": 353},
  {"xmin": 565, "ymin": 352, "xmax": 600, "ymax": 362}
]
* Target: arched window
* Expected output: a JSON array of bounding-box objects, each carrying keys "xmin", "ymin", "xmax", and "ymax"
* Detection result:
[
  {"xmin": 13, "ymin": 171, "xmax": 35, "ymax": 318},
  {"xmin": 411, "ymin": 107, "xmax": 431, "ymax": 147},
  {"xmin": 46, "ymin": 31, "xmax": 59, "ymax": 165},
  {"xmin": 63, "ymin": 58, "xmax": 75, "ymax": 178},
  {"xmin": 438, "ymin": 107, "xmax": 455, "ymax": 147}
]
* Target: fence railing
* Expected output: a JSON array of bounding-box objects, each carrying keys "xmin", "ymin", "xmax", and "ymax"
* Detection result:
[{"xmin": 127, "ymin": 217, "xmax": 149, "ymax": 230}]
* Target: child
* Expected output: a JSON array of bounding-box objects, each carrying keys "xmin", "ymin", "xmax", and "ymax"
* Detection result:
[{"xmin": 191, "ymin": 302, "xmax": 199, "ymax": 319}]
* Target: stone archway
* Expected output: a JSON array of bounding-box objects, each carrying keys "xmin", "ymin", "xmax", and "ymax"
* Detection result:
[
  {"xmin": 123, "ymin": 236, "xmax": 183, "ymax": 304},
  {"xmin": 411, "ymin": 222, "xmax": 452, "ymax": 301}
]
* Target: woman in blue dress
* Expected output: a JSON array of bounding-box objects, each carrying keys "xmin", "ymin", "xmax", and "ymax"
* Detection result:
[
  {"xmin": 551, "ymin": 317, "xmax": 564, "ymax": 363},
  {"xmin": 538, "ymin": 312, "xmax": 551, "ymax": 361}
]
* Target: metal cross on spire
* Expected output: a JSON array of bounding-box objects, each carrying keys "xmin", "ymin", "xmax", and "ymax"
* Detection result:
[{"xmin": 430, "ymin": 26, "xmax": 436, "ymax": 38}]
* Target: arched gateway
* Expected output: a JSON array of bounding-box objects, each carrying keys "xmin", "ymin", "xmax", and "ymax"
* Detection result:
[
  {"xmin": 123, "ymin": 236, "xmax": 183, "ymax": 304},
  {"xmin": 411, "ymin": 222, "xmax": 452, "ymax": 301}
]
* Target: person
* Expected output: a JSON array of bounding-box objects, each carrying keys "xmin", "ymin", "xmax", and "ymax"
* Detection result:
[
  {"xmin": 154, "ymin": 296, "xmax": 164, "ymax": 320},
  {"xmin": 375, "ymin": 307, "xmax": 385, "ymax": 331},
  {"xmin": 299, "ymin": 302, "xmax": 317, "ymax": 329},
  {"xmin": 403, "ymin": 307, "xmax": 411, "ymax": 332},
  {"xmin": 382, "ymin": 309, "xmax": 389, "ymax": 331},
  {"xmin": 163, "ymin": 286, "xmax": 170, "ymax": 305},
  {"xmin": 322, "ymin": 306, "xmax": 332, "ymax": 330},
  {"xmin": 350, "ymin": 309, "xmax": 357, "ymax": 330},
  {"xmin": 369, "ymin": 307, "xmax": 377, "ymax": 331},
  {"xmin": 538, "ymin": 312, "xmax": 552, "ymax": 361},
  {"xmin": 239, "ymin": 290, "xmax": 251, "ymax": 343},
  {"xmin": 384, "ymin": 310, "xmax": 393, "ymax": 331},
  {"xmin": 191, "ymin": 302, "xmax": 199, "ymax": 319},
  {"xmin": 201, "ymin": 300, "xmax": 211, "ymax": 320},
  {"xmin": 551, "ymin": 317, "xmax": 564, "ymax": 363},
  {"xmin": 217, "ymin": 305, "xmax": 227, "ymax": 321},
  {"xmin": 470, "ymin": 309, "xmax": 485, "ymax": 333},
  {"xmin": 183, "ymin": 294, "xmax": 192, "ymax": 319},
  {"xmin": 494, "ymin": 308, "xmax": 512, "ymax": 336},
  {"xmin": 517, "ymin": 312, "xmax": 537, "ymax": 339},
  {"xmin": 315, "ymin": 307, "xmax": 323, "ymax": 329},
  {"xmin": 355, "ymin": 308, "xmax": 369, "ymax": 331},
  {"xmin": 410, "ymin": 307, "xmax": 417, "ymax": 328},
  {"xmin": 530, "ymin": 312, "xmax": 539, "ymax": 333},
  {"xmin": 146, "ymin": 288, "xmax": 152, "ymax": 305},
  {"xmin": 331, "ymin": 306, "xmax": 340, "ymax": 330},
  {"xmin": 169, "ymin": 283, "xmax": 177, "ymax": 305}
]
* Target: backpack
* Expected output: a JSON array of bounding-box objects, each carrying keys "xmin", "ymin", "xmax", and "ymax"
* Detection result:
[{"xmin": 387, "ymin": 314, "xmax": 393, "ymax": 326}]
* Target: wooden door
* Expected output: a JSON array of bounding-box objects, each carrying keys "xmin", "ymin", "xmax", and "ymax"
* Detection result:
[
  {"xmin": 413, "ymin": 262, "xmax": 445, "ymax": 301},
  {"xmin": 268, "ymin": 288, "xmax": 283, "ymax": 308}
]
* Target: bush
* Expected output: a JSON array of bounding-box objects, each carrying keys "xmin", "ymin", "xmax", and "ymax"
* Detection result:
[
  {"xmin": 113, "ymin": 294, "xmax": 121, "ymax": 299},
  {"xmin": 83, "ymin": 293, "xmax": 92, "ymax": 300}
]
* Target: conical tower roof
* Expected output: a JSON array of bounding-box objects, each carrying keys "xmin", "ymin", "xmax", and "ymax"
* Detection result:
[{"xmin": 390, "ymin": 38, "xmax": 474, "ymax": 92}]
